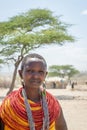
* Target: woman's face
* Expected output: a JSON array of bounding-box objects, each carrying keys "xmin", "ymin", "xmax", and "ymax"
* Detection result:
[{"xmin": 19, "ymin": 58, "xmax": 47, "ymax": 89}]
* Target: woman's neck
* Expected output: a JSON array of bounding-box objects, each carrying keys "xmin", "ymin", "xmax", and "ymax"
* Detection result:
[{"xmin": 24, "ymin": 87, "xmax": 41, "ymax": 102}]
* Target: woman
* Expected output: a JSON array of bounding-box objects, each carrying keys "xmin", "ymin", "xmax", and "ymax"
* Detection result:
[{"xmin": 0, "ymin": 53, "xmax": 67, "ymax": 130}]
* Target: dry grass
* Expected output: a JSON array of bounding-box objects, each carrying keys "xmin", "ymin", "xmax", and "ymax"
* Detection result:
[{"xmin": 0, "ymin": 76, "xmax": 11, "ymax": 88}]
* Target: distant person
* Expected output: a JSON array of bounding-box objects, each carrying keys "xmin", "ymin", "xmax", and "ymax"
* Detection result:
[
  {"xmin": 71, "ymin": 82, "xmax": 75, "ymax": 90},
  {"xmin": 60, "ymin": 79, "xmax": 65, "ymax": 89},
  {"xmin": 53, "ymin": 82, "xmax": 56, "ymax": 88},
  {"xmin": 0, "ymin": 53, "xmax": 67, "ymax": 130},
  {"xmin": 85, "ymin": 81, "xmax": 87, "ymax": 85}
]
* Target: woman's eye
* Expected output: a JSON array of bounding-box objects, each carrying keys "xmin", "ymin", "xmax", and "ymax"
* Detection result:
[
  {"xmin": 26, "ymin": 70, "xmax": 33, "ymax": 73},
  {"xmin": 26, "ymin": 70, "xmax": 45, "ymax": 75},
  {"xmin": 39, "ymin": 71, "xmax": 44, "ymax": 75}
]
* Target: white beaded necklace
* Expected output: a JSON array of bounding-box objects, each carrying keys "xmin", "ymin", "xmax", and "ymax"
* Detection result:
[{"xmin": 22, "ymin": 87, "xmax": 49, "ymax": 130}]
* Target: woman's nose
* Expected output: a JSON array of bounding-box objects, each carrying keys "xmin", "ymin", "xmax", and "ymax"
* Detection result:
[{"xmin": 32, "ymin": 71, "xmax": 40, "ymax": 77}]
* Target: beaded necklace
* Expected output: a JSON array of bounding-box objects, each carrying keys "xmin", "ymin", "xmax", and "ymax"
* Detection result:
[{"xmin": 22, "ymin": 87, "xmax": 49, "ymax": 130}]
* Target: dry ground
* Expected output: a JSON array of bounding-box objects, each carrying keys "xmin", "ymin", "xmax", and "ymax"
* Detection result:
[
  {"xmin": 0, "ymin": 86, "xmax": 87, "ymax": 130},
  {"xmin": 47, "ymin": 88, "xmax": 87, "ymax": 130}
]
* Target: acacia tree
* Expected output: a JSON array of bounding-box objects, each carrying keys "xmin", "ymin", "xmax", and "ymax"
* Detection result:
[
  {"xmin": 48, "ymin": 65, "xmax": 79, "ymax": 79},
  {"xmin": 0, "ymin": 9, "xmax": 75, "ymax": 94}
]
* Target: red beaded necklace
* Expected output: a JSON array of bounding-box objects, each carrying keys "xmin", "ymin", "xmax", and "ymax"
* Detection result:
[{"xmin": 22, "ymin": 87, "xmax": 49, "ymax": 130}]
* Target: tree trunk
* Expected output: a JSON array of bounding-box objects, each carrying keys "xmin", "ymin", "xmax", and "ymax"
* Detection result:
[
  {"xmin": 6, "ymin": 55, "xmax": 24, "ymax": 95},
  {"xmin": 7, "ymin": 64, "xmax": 18, "ymax": 95}
]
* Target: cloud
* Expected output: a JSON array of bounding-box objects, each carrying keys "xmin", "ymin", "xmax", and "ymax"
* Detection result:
[{"xmin": 81, "ymin": 10, "xmax": 87, "ymax": 15}]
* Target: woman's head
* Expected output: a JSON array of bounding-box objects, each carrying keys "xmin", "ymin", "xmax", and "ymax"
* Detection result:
[{"xmin": 19, "ymin": 53, "xmax": 48, "ymax": 89}]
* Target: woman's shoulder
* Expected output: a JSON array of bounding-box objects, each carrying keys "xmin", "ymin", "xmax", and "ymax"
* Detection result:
[
  {"xmin": 46, "ymin": 90, "xmax": 57, "ymax": 100},
  {"xmin": 46, "ymin": 90, "xmax": 61, "ymax": 120},
  {"xmin": 46, "ymin": 90, "xmax": 61, "ymax": 107},
  {"xmin": 0, "ymin": 87, "xmax": 22, "ymax": 108}
]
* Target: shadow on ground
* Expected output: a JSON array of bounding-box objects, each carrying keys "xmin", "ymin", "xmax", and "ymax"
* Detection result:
[
  {"xmin": 0, "ymin": 95, "xmax": 74, "ymax": 102},
  {"xmin": 0, "ymin": 95, "xmax": 87, "ymax": 102},
  {"xmin": 55, "ymin": 95, "xmax": 75, "ymax": 100}
]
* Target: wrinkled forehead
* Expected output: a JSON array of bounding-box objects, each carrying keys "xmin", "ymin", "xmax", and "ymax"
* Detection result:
[
  {"xmin": 26, "ymin": 57, "xmax": 44, "ymax": 63},
  {"xmin": 22, "ymin": 57, "xmax": 47, "ymax": 70}
]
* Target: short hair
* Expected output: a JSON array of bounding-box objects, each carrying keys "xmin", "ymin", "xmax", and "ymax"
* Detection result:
[{"xmin": 21, "ymin": 53, "xmax": 47, "ymax": 70}]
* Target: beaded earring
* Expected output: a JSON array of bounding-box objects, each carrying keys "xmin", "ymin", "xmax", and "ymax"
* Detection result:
[
  {"xmin": 21, "ymin": 79, "xmax": 25, "ymax": 87},
  {"xmin": 43, "ymin": 81, "xmax": 46, "ymax": 88}
]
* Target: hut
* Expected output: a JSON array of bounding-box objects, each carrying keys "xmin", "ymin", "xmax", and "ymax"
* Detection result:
[{"xmin": 45, "ymin": 77, "xmax": 68, "ymax": 89}]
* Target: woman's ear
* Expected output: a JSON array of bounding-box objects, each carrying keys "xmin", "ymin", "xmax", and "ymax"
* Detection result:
[
  {"xmin": 44, "ymin": 71, "xmax": 48, "ymax": 79},
  {"xmin": 46, "ymin": 71, "xmax": 48, "ymax": 76},
  {"xmin": 18, "ymin": 70, "xmax": 23, "ymax": 79}
]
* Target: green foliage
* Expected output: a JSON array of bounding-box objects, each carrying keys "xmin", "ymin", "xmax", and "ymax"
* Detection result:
[
  {"xmin": 0, "ymin": 8, "xmax": 75, "ymax": 64},
  {"xmin": 0, "ymin": 59, "xmax": 4, "ymax": 64},
  {"xmin": 48, "ymin": 65, "xmax": 79, "ymax": 78}
]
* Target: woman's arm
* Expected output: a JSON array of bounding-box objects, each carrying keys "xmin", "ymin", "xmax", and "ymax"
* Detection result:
[
  {"xmin": 0, "ymin": 118, "xmax": 4, "ymax": 130},
  {"xmin": 55, "ymin": 108, "xmax": 68, "ymax": 130}
]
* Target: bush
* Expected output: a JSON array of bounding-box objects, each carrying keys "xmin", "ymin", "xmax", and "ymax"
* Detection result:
[{"xmin": 0, "ymin": 76, "xmax": 11, "ymax": 88}]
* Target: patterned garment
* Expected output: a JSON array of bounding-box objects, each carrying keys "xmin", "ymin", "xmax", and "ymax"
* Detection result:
[{"xmin": 0, "ymin": 87, "xmax": 61, "ymax": 130}]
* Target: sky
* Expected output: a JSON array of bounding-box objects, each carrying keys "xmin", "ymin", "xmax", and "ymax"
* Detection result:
[{"xmin": 0, "ymin": 0, "xmax": 87, "ymax": 73}]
